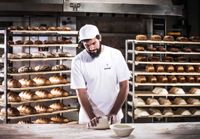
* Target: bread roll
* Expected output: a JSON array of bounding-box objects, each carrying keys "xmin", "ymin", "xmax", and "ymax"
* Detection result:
[
  {"xmin": 176, "ymin": 66, "xmax": 184, "ymax": 72},
  {"xmin": 156, "ymin": 46, "xmax": 166, "ymax": 51},
  {"xmin": 168, "ymin": 47, "xmax": 179, "ymax": 52},
  {"xmin": 134, "ymin": 97, "xmax": 146, "ymax": 106},
  {"xmin": 189, "ymin": 88, "xmax": 200, "ymax": 95},
  {"xmin": 135, "ymin": 35, "xmax": 147, "ymax": 40},
  {"xmin": 149, "ymin": 108, "xmax": 162, "ymax": 116},
  {"xmin": 17, "ymin": 105, "xmax": 36, "ymax": 115},
  {"xmin": 135, "ymin": 55, "xmax": 147, "ymax": 61},
  {"xmin": 49, "ymin": 75, "xmax": 68, "ymax": 84},
  {"xmin": 147, "ymin": 46, "xmax": 156, "ymax": 51},
  {"xmin": 19, "ymin": 91, "xmax": 38, "ymax": 100},
  {"xmin": 163, "ymin": 56, "xmax": 173, "ymax": 62},
  {"xmin": 176, "ymin": 37, "xmax": 188, "ymax": 42},
  {"xmin": 186, "ymin": 76, "xmax": 195, "ymax": 83},
  {"xmin": 163, "ymin": 35, "xmax": 174, "ymax": 41},
  {"xmin": 168, "ymin": 75, "xmax": 177, "ymax": 83},
  {"xmin": 49, "ymin": 102, "xmax": 65, "ymax": 111},
  {"xmin": 0, "ymin": 107, "xmax": 20, "ymax": 116},
  {"xmin": 185, "ymin": 65, "xmax": 194, "ymax": 72},
  {"xmin": 173, "ymin": 98, "xmax": 187, "ymax": 105},
  {"xmin": 152, "ymin": 87, "xmax": 168, "ymax": 95},
  {"xmin": 177, "ymin": 76, "xmax": 186, "ymax": 83},
  {"xmin": 157, "ymin": 76, "xmax": 168, "ymax": 83},
  {"xmin": 50, "ymin": 88, "xmax": 69, "ymax": 97},
  {"xmin": 187, "ymin": 98, "xmax": 200, "ymax": 105},
  {"xmin": 146, "ymin": 98, "xmax": 160, "ymax": 106},
  {"xmin": 33, "ymin": 77, "xmax": 51, "ymax": 86},
  {"xmin": 147, "ymin": 76, "xmax": 157, "ymax": 83},
  {"xmin": 34, "ymin": 118, "xmax": 50, "ymax": 124},
  {"xmin": 134, "ymin": 108, "xmax": 149, "ymax": 117},
  {"xmin": 166, "ymin": 65, "xmax": 175, "ymax": 72},
  {"xmin": 175, "ymin": 108, "xmax": 191, "ymax": 115},
  {"xmin": 135, "ymin": 76, "xmax": 147, "ymax": 83},
  {"xmin": 169, "ymin": 87, "xmax": 185, "ymax": 95},
  {"xmin": 7, "ymin": 79, "xmax": 21, "ymax": 88},
  {"xmin": 35, "ymin": 90, "xmax": 52, "ymax": 99},
  {"xmin": 148, "ymin": 56, "xmax": 160, "ymax": 62},
  {"xmin": 156, "ymin": 65, "xmax": 164, "ymax": 72},
  {"xmin": 158, "ymin": 98, "xmax": 171, "ymax": 105},
  {"xmin": 0, "ymin": 92, "xmax": 21, "ymax": 102},
  {"xmin": 145, "ymin": 65, "xmax": 155, "ymax": 72},
  {"xmin": 163, "ymin": 108, "xmax": 174, "ymax": 116},
  {"xmin": 19, "ymin": 79, "xmax": 36, "ymax": 87},
  {"xmin": 135, "ymin": 46, "xmax": 145, "ymax": 51},
  {"xmin": 150, "ymin": 35, "xmax": 162, "ymax": 41}
]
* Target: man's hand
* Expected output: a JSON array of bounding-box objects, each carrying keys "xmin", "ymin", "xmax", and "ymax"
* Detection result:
[
  {"xmin": 107, "ymin": 114, "xmax": 117, "ymax": 124},
  {"xmin": 87, "ymin": 116, "xmax": 101, "ymax": 128}
]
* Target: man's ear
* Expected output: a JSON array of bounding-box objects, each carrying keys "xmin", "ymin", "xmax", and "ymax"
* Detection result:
[{"xmin": 97, "ymin": 35, "xmax": 102, "ymax": 41}]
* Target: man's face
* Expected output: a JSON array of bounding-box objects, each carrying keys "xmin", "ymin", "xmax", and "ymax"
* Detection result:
[{"xmin": 82, "ymin": 38, "xmax": 101, "ymax": 58}]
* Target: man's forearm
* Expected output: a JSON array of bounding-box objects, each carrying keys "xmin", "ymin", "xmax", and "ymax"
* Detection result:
[
  {"xmin": 109, "ymin": 80, "xmax": 129, "ymax": 115},
  {"xmin": 77, "ymin": 89, "xmax": 96, "ymax": 119}
]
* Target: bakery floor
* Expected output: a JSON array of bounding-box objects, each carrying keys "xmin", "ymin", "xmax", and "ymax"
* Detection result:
[{"xmin": 0, "ymin": 122, "xmax": 200, "ymax": 139}]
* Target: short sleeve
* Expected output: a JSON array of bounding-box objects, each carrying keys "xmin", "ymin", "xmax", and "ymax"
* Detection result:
[
  {"xmin": 115, "ymin": 51, "xmax": 131, "ymax": 82},
  {"xmin": 70, "ymin": 57, "xmax": 86, "ymax": 89}
]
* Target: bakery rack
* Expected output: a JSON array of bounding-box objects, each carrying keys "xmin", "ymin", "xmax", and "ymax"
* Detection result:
[
  {"xmin": 125, "ymin": 39, "xmax": 200, "ymax": 123},
  {"xmin": 0, "ymin": 28, "xmax": 79, "ymax": 124}
]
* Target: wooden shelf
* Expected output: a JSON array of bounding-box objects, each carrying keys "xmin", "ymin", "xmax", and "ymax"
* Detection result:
[
  {"xmin": 9, "ymin": 57, "xmax": 74, "ymax": 62},
  {"xmin": 10, "ymin": 30, "xmax": 78, "ymax": 35},
  {"xmin": 134, "ymin": 71, "xmax": 200, "ymax": 76},
  {"xmin": 7, "ymin": 108, "xmax": 78, "ymax": 120},
  {"xmin": 135, "ymin": 83, "xmax": 200, "ymax": 87},
  {"xmin": 134, "ymin": 91, "xmax": 200, "ymax": 97},
  {"xmin": 126, "ymin": 39, "xmax": 200, "ymax": 45},
  {"xmin": 8, "ymin": 70, "xmax": 71, "ymax": 76},
  {"xmin": 0, "ymin": 96, "xmax": 77, "ymax": 106},
  {"xmin": 8, "ymin": 83, "xmax": 70, "ymax": 91},
  {"xmin": 9, "ymin": 44, "xmax": 78, "ymax": 48}
]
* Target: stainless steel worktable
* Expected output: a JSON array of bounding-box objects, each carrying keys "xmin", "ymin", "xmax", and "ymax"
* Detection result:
[{"xmin": 0, "ymin": 122, "xmax": 200, "ymax": 139}]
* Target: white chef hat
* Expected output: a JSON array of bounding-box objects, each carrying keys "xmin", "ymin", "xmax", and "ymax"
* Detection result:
[{"xmin": 79, "ymin": 24, "xmax": 100, "ymax": 42}]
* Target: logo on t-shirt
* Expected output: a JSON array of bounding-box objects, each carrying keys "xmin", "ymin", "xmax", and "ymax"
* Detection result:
[{"xmin": 104, "ymin": 64, "xmax": 111, "ymax": 70}]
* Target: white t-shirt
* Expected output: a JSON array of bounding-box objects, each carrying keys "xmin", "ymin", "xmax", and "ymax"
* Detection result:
[{"xmin": 71, "ymin": 45, "xmax": 131, "ymax": 124}]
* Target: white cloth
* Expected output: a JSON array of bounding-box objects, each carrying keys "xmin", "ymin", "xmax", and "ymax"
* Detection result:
[{"xmin": 71, "ymin": 45, "xmax": 131, "ymax": 124}]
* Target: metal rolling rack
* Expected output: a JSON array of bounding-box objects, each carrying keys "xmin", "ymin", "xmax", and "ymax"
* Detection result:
[
  {"xmin": 125, "ymin": 39, "xmax": 200, "ymax": 123},
  {"xmin": 0, "ymin": 28, "xmax": 79, "ymax": 123}
]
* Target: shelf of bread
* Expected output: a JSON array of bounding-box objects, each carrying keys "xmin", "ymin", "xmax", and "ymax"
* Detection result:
[
  {"xmin": 135, "ymin": 83, "xmax": 200, "ymax": 87},
  {"xmin": 0, "ymin": 96, "xmax": 77, "ymax": 106},
  {"xmin": 127, "ymin": 39, "xmax": 200, "ymax": 45},
  {"xmin": 134, "ymin": 71, "xmax": 200, "ymax": 76},
  {"xmin": 133, "ymin": 61, "xmax": 200, "ymax": 66},
  {"xmin": 134, "ymin": 50, "xmax": 200, "ymax": 55},
  {"xmin": 132, "ymin": 114, "xmax": 200, "ymax": 119},
  {"xmin": 10, "ymin": 30, "xmax": 78, "ymax": 35},
  {"xmin": 8, "ymin": 83, "xmax": 70, "ymax": 91},
  {"xmin": 7, "ymin": 108, "xmax": 78, "ymax": 120},
  {"xmin": 9, "ymin": 44, "xmax": 78, "ymax": 48},
  {"xmin": 134, "ymin": 91, "xmax": 200, "ymax": 97},
  {"xmin": 8, "ymin": 70, "xmax": 71, "ymax": 76},
  {"xmin": 9, "ymin": 57, "xmax": 74, "ymax": 62}
]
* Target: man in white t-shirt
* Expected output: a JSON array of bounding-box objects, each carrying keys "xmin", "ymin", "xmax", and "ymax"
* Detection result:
[{"xmin": 71, "ymin": 24, "xmax": 130, "ymax": 127}]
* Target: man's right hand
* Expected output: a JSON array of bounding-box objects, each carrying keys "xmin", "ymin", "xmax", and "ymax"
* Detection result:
[{"xmin": 87, "ymin": 116, "xmax": 101, "ymax": 128}]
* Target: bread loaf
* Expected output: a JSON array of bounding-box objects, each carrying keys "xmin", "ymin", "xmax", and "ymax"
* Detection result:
[
  {"xmin": 176, "ymin": 37, "xmax": 188, "ymax": 42},
  {"xmin": 156, "ymin": 65, "xmax": 164, "ymax": 72},
  {"xmin": 183, "ymin": 47, "xmax": 192, "ymax": 52},
  {"xmin": 166, "ymin": 65, "xmax": 174, "ymax": 72},
  {"xmin": 19, "ymin": 79, "xmax": 36, "ymax": 87},
  {"xmin": 157, "ymin": 75, "xmax": 168, "ymax": 83},
  {"xmin": 156, "ymin": 46, "xmax": 166, "ymax": 51},
  {"xmin": 0, "ymin": 92, "xmax": 21, "ymax": 102},
  {"xmin": 49, "ymin": 102, "xmax": 65, "ymax": 111},
  {"xmin": 18, "ymin": 52, "xmax": 32, "ymax": 59},
  {"xmin": 49, "ymin": 75, "xmax": 68, "ymax": 84},
  {"xmin": 186, "ymin": 76, "xmax": 195, "ymax": 83},
  {"xmin": 17, "ymin": 105, "xmax": 36, "ymax": 115},
  {"xmin": 168, "ymin": 75, "xmax": 177, "ymax": 83},
  {"xmin": 35, "ymin": 90, "xmax": 52, "ymax": 99},
  {"xmin": 177, "ymin": 76, "xmax": 186, "ymax": 83},
  {"xmin": 176, "ymin": 66, "xmax": 184, "ymax": 72},
  {"xmin": 24, "ymin": 40, "xmax": 33, "ymax": 45},
  {"xmin": 34, "ymin": 65, "xmax": 51, "ymax": 72},
  {"xmin": 158, "ymin": 98, "xmax": 171, "ymax": 105},
  {"xmin": 189, "ymin": 36, "xmax": 200, "ymax": 42},
  {"xmin": 135, "ymin": 46, "xmax": 145, "ymax": 51},
  {"xmin": 145, "ymin": 65, "xmax": 155, "ymax": 72},
  {"xmin": 175, "ymin": 108, "xmax": 191, "ymax": 115},
  {"xmin": 190, "ymin": 108, "xmax": 200, "ymax": 115},
  {"xmin": 134, "ymin": 108, "xmax": 149, "ymax": 117},
  {"xmin": 7, "ymin": 79, "xmax": 21, "ymax": 88},
  {"xmin": 134, "ymin": 97, "xmax": 146, "ymax": 106},
  {"xmin": 195, "ymin": 76, "xmax": 200, "ymax": 82},
  {"xmin": 33, "ymin": 77, "xmax": 51, "ymax": 86},
  {"xmin": 169, "ymin": 87, "xmax": 185, "ymax": 95},
  {"xmin": 50, "ymin": 115, "xmax": 67, "ymax": 123},
  {"xmin": 135, "ymin": 35, "xmax": 147, "ymax": 40},
  {"xmin": 148, "ymin": 56, "xmax": 160, "ymax": 62},
  {"xmin": 185, "ymin": 65, "xmax": 194, "ymax": 72},
  {"xmin": 147, "ymin": 75, "xmax": 157, "ymax": 83},
  {"xmin": 135, "ymin": 76, "xmax": 147, "ymax": 83},
  {"xmin": 34, "ymin": 118, "xmax": 50, "ymax": 124},
  {"xmin": 135, "ymin": 55, "xmax": 147, "ymax": 61},
  {"xmin": 163, "ymin": 108, "xmax": 174, "ymax": 116},
  {"xmin": 163, "ymin": 56, "xmax": 173, "ymax": 62},
  {"xmin": 50, "ymin": 88, "xmax": 69, "ymax": 97},
  {"xmin": 147, "ymin": 46, "xmax": 156, "ymax": 51},
  {"xmin": 187, "ymin": 98, "xmax": 200, "ymax": 105},
  {"xmin": 19, "ymin": 91, "xmax": 38, "ymax": 100},
  {"xmin": 34, "ymin": 105, "xmax": 49, "ymax": 113},
  {"xmin": 146, "ymin": 98, "xmax": 160, "ymax": 106},
  {"xmin": 189, "ymin": 88, "xmax": 200, "ymax": 95},
  {"xmin": 51, "ymin": 65, "xmax": 69, "ymax": 71},
  {"xmin": 173, "ymin": 98, "xmax": 187, "ymax": 105},
  {"xmin": 195, "ymin": 66, "xmax": 200, "ymax": 72},
  {"xmin": 149, "ymin": 108, "xmax": 162, "ymax": 116},
  {"xmin": 150, "ymin": 35, "xmax": 162, "ymax": 41},
  {"xmin": 152, "ymin": 87, "xmax": 168, "ymax": 95},
  {"xmin": 0, "ymin": 107, "xmax": 20, "ymax": 116},
  {"xmin": 163, "ymin": 35, "xmax": 174, "ymax": 41},
  {"xmin": 18, "ymin": 66, "xmax": 33, "ymax": 73}
]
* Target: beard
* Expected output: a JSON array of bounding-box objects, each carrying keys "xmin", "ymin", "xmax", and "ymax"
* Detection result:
[{"xmin": 87, "ymin": 44, "xmax": 102, "ymax": 58}]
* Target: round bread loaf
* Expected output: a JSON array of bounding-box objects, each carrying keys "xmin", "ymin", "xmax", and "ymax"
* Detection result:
[
  {"xmin": 163, "ymin": 35, "xmax": 174, "ymax": 41},
  {"xmin": 168, "ymin": 75, "xmax": 177, "ymax": 83},
  {"xmin": 150, "ymin": 35, "xmax": 162, "ymax": 41},
  {"xmin": 145, "ymin": 65, "xmax": 155, "ymax": 72},
  {"xmin": 157, "ymin": 76, "xmax": 168, "ymax": 83},
  {"xmin": 189, "ymin": 36, "xmax": 200, "ymax": 42},
  {"xmin": 135, "ymin": 46, "xmax": 145, "ymax": 51},
  {"xmin": 185, "ymin": 65, "xmax": 194, "ymax": 72},
  {"xmin": 135, "ymin": 76, "xmax": 147, "ymax": 83},
  {"xmin": 156, "ymin": 65, "xmax": 164, "ymax": 72},
  {"xmin": 177, "ymin": 76, "xmax": 186, "ymax": 83},
  {"xmin": 135, "ymin": 34, "xmax": 147, "ymax": 40},
  {"xmin": 147, "ymin": 76, "xmax": 157, "ymax": 83},
  {"xmin": 156, "ymin": 46, "xmax": 166, "ymax": 51},
  {"xmin": 146, "ymin": 98, "xmax": 160, "ymax": 106},
  {"xmin": 176, "ymin": 36, "xmax": 188, "ymax": 42},
  {"xmin": 166, "ymin": 65, "xmax": 175, "ymax": 72}
]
